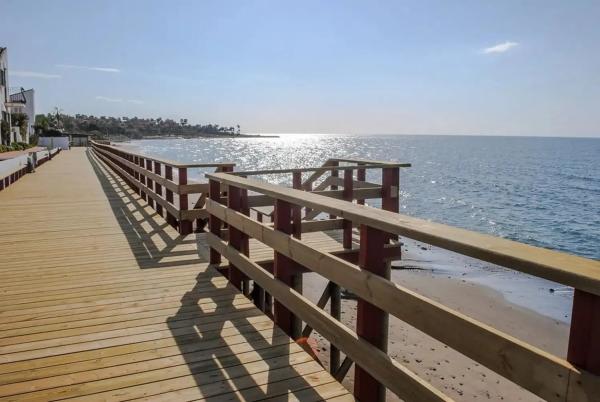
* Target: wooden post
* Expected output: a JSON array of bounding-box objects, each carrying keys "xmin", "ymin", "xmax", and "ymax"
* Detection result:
[
  {"xmin": 357, "ymin": 163, "xmax": 366, "ymax": 205},
  {"xmin": 208, "ymin": 179, "xmax": 222, "ymax": 264},
  {"xmin": 133, "ymin": 156, "xmax": 140, "ymax": 192},
  {"xmin": 138, "ymin": 157, "xmax": 146, "ymax": 201},
  {"xmin": 164, "ymin": 165, "xmax": 176, "ymax": 227},
  {"xmin": 178, "ymin": 167, "xmax": 192, "ymax": 235},
  {"xmin": 274, "ymin": 199, "xmax": 300, "ymax": 338},
  {"xmin": 227, "ymin": 185, "xmax": 249, "ymax": 292},
  {"xmin": 329, "ymin": 161, "xmax": 339, "ymax": 219},
  {"xmin": 145, "ymin": 159, "xmax": 154, "ymax": 209},
  {"xmin": 292, "ymin": 171, "xmax": 302, "ymax": 239},
  {"xmin": 567, "ymin": 289, "xmax": 600, "ymax": 374},
  {"xmin": 382, "ymin": 167, "xmax": 399, "ymax": 242},
  {"xmin": 355, "ymin": 224, "xmax": 388, "ymax": 402},
  {"xmin": 342, "ymin": 169, "xmax": 353, "ymax": 249},
  {"xmin": 154, "ymin": 161, "xmax": 163, "ymax": 216}
]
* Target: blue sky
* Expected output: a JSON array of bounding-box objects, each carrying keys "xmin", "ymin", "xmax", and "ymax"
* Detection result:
[{"xmin": 1, "ymin": 0, "xmax": 599, "ymax": 136}]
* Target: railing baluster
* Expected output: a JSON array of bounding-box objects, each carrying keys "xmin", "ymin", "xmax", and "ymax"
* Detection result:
[
  {"xmin": 568, "ymin": 289, "xmax": 600, "ymax": 374},
  {"xmin": 139, "ymin": 157, "xmax": 146, "ymax": 201},
  {"xmin": 208, "ymin": 179, "xmax": 222, "ymax": 264},
  {"xmin": 357, "ymin": 163, "xmax": 366, "ymax": 205},
  {"xmin": 227, "ymin": 185, "xmax": 250, "ymax": 292},
  {"xmin": 145, "ymin": 159, "xmax": 155, "ymax": 209},
  {"xmin": 164, "ymin": 165, "xmax": 176, "ymax": 227},
  {"xmin": 178, "ymin": 167, "xmax": 192, "ymax": 235},
  {"xmin": 355, "ymin": 224, "xmax": 387, "ymax": 402},
  {"xmin": 154, "ymin": 161, "xmax": 163, "ymax": 216},
  {"xmin": 329, "ymin": 161, "xmax": 339, "ymax": 219},
  {"xmin": 274, "ymin": 199, "xmax": 301, "ymax": 338}
]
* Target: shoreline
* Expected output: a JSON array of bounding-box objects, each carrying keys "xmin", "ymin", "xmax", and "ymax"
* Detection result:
[{"xmin": 303, "ymin": 238, "xmax": 570, "ymax": 401}]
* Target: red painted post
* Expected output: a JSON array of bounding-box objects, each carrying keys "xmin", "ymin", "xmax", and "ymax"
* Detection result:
[
  {"xmin": 208, "ymin": 179, "xmax": 222, "ymax": 264},
  {"xmin": 382, "ymin": 167, "xmax": 400, "ymax": 242},
  {"xmin": 227, "ymin": 185, "xmax": 249, "ymax": 292},
  {"xmin": 133, "ymin": 156, "xmax": 140, "ymax": 191},
  {"xmin": 292, "ymin": 171, "xmax": 302, "ymax": 239},
  {"xmin": 164, "ymin": 165, "xmax": 176, "ymax": 227},
  {"xmin": 145, "ymin": 159, "xmax": 155, "ymax": 209},
  {"xmin": 343, "ymin": 168, "xmax": 354, "ymax": 249},
  {"xmin": 329, "ymin": 161, "xmax": 339, "ymax": 219},
  {"xmin": 357, "ymin": 163, "xmax": 366, "ymax": 205},
  {"xmin": 355, "ymin": 224, "xmax": 387, "ymax": 402},
  {"xmin": 567, "ymin": 290, "xmax": 600, "ymax": 374},
  {"xmin": 138, "ymin": 157, "xmax": 147, "ymax": 201},
  {"xmin": 154, "ymin": 161, "xmax": 163, "ymax": 216},
  {"xmin": 274, "ymin": 199, "xmax": 300, "ymax": 338},
  {"xmin": 179, "ymin": 167, "xmax": 192, "ymax": 235}
]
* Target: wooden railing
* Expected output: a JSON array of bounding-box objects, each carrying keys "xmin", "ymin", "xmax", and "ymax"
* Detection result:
[
  {"xmin": 90, "ymin": 141, "xmax": 235, "ymax": 234},
  {"xmin": 205, "ymin": 170, "xmax": 600, "ymax": 402}
]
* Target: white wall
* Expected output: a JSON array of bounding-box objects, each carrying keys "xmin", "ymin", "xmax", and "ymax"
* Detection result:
[
  {"xmin": 0, "ymin": 154, "xmax": 27, "ymax": 179},
  {"xmin": 38, "ymin": 136, "xmax": 70, "ymax": 150}
]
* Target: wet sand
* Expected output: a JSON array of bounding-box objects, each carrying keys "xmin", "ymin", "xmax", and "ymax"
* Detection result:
[{"xmin": 302, "ymin": 238, "xmax": 571, "ymax": 401}]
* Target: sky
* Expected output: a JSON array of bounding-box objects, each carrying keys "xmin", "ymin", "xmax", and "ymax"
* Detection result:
[{"xmin": 1, "ymin": 0, "xmax": 599, "ymax": 137}]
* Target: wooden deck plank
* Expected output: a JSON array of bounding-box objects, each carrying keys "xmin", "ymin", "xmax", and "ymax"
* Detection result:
[{"xmin": 0, "ymin": 148, "xmax": 352, "ymax": 401}]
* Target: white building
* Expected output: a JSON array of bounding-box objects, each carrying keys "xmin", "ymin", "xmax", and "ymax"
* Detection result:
[
  {"xmin": 0, "ymin": 47, "xmax": 9, "ymax": 146},
  {"xmin": 8, "ymin": 88, "xmax": 35, "ymax": 143}
]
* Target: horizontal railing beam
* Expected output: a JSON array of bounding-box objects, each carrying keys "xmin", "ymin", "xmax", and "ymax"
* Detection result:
[
  {"xmin": 206, "ymin": 199, "xmax": 600, "ymax": 401},
  {"xmin": 206, "ymin": 232, "xmax": 451, "ymax": 402},
  {"xmin": 205, "ymin": 172, "xmax": 600, "ymax": 296}
]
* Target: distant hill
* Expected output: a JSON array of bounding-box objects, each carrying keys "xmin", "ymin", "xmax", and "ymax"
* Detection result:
[{"xmin": 34, "ymin": 113, "xmax": 246, "ymax": 139}]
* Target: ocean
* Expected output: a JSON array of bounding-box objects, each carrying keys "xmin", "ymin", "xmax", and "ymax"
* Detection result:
[{"xmin": 127, "ymin": 134, "xmax": 600, "ymax": 321}]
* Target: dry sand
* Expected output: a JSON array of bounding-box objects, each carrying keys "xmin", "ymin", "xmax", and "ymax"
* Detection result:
[{"xmin": 302, "ymin": 238, "xmax": 570, "ymax": 402}]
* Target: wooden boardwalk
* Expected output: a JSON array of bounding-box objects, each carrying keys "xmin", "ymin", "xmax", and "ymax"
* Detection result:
[{"xmin": 0, "ymin": 149, "xmax": 353, "ymax": 401}]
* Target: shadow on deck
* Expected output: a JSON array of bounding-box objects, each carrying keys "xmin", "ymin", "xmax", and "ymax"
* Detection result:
[{"xmin": 87, "ymin": 150, "xmax": 348, "ymax": 400}]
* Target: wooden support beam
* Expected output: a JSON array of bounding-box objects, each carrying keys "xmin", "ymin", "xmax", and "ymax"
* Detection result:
[
  {"xmin": 153, "ymin": 161, "xmax": 163, "ymax": 216},
  {"xmin": 357, "ymin": 163, "xmax": 366, "ymax": 205},
  {"xmin": 178, "ymin": 167, "xmax": 192, "ymax": 235},
  {"xmin": 228, "ymin": 186, "xmax": 249, "ymax": 292},
  {"xmin": 145, "ymin": 159, "xmax": 155, "ymax": 209},
  {"xmin": 208, "ymin": 179, "xmax": 222, "ymax": 264},
  {"xmin": 274, "ymin": 199, "xmax": 301, "ymax": 338},
  {"xmin": 355, "ymin": 224, "xmax": 388, "ymax": 402},
  {"xmin": 568, "ymin": 289, "xmax": 600, "ymax": 375},
  {"xmin": 343, "ymin": 169, "xmax": 353, "ymax": 249},
  {"xmin": 164, "ymin": 165, "xmax": 176, "ymax": 227},
  {"xmin": 329, "ymin": 161, "xmax": 339, "ymax": 219},
  {"xmin": 301, "ymin": 281, "xmax": 333, "ymax": 338},
  {"xmin": 382, "ymin": 166, "xmax": 399, "ymax": 242},
  {"xmin": 335, "ymin": 356, "xmax": 354, "ymax": 382}
]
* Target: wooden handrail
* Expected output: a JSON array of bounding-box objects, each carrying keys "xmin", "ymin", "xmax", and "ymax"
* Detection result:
[
  {"xmin": 206, "ymin": 172, "xmax": 600, "ymax": 401},
  {"xmin": 206, "ymin": 199, "xmax": 600, "ymax": 401},
  {"xmin": 206, "ymin": 172, "xmax": 600, "ymax": 296}
]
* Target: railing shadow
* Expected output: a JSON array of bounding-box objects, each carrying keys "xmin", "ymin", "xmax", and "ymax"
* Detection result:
[
  {"xmin": 165, "ymin": 269, "xmax": 331, "ymax": 400},
  {"xmin": 88, "ymin": 149, "xmax": 335, "ymax": 399},
  {"xmin": 86, "ymin": 150, "xmax": 201, "ymax": 269}
]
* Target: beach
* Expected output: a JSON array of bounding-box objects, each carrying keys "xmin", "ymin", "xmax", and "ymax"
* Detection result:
[{"xmin": 303, "ymin": 237, "xmax": 570, "ymax": 401}]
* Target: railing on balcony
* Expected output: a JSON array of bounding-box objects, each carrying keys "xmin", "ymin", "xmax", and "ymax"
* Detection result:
[{"xmin": 205, "ymin": 170, "xmax": 600, "ymax": 402}]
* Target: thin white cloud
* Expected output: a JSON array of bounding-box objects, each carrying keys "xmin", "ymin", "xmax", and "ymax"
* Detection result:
[
  {"xmin": 127, "ymin": 99, "xmax": 144, "ymax": 104},
  {"xmin": 96, "ymin": 96, "xmax": 123, "ymax": 103},
  {"xmin": 482, "ymin": 41, "xmax": 519, "ymax": 54},
  {"xmin": 57, "ymin": 64, "xmax": 120, "ymax": 73},
  {"xmin": 11, "ymin": 70, "xmax": 61, "ymax": 79}
]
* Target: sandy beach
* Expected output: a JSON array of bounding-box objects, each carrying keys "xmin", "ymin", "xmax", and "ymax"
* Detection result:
[{"xmin": 303, "ymin": 237, "xmax": 571, "ymax": 401}]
